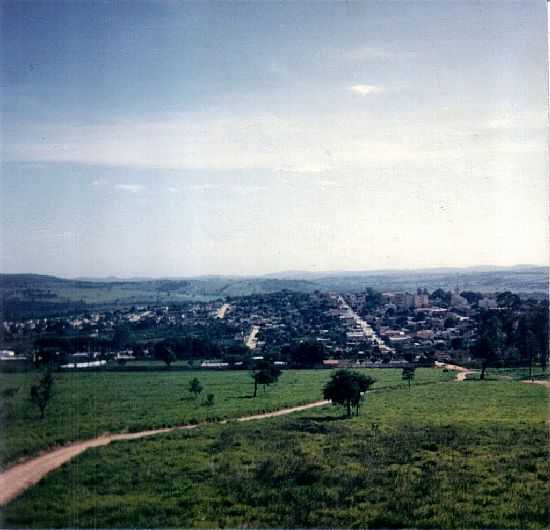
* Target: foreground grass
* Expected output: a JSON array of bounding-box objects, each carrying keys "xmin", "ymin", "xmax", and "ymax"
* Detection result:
[
  {"xmin": 0, "ymin": 368, "xmax": 452, "ymax": 467},
  {"xmin": 2, "ymin": 379, "xmax": 547, "ymax": 528}
]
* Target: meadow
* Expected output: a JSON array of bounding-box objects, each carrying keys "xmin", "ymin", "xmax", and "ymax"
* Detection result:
[
  {"xmin": 2, "ymin": 378, "xmax": 547, "ymax": 528},
  {"xmin": 0, "ymin": 368, "xmax": 453, "ymax": 467}
]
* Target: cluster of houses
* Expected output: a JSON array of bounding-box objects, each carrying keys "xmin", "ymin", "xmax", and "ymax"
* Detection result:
[{"xmin": 0, "ymin": 288, "xmax": 520, "ymax": 370}]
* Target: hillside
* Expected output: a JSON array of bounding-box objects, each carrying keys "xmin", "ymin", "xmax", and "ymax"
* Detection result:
[{"xmin": 1, "ymin": 265, "xmax": 547, "ymax": 319}]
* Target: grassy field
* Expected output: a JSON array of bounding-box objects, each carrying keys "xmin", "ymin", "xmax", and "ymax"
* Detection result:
[
  {"xmin": 2, "ymin": 378, "xmax": 547, "ymax": 528},
  {"xmin": 464, "ymin": 367, "xmax": 550, "ymax": 382},
  {"xmin": 490, "ymin": 367, "xmax": 550, "ymax": 381},
  {"xmin": 0, "ymin": 368, "xmax": 453, "ymax": 467}
]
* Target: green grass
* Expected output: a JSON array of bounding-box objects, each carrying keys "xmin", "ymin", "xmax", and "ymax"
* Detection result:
[
  {"xmin": 2, "ymin": 379, "xmax": 547, "ymax": 528},
  {"xmin": 490, "ymin": 367, "xmax": 550, "ymax": 381},
  {"xmin": 0, "ymin": 368, "xmax": 453, "ymax": 467},
  {"xmin": 465, "ymin": 367, "xmax": 550, "ymax": 382}
]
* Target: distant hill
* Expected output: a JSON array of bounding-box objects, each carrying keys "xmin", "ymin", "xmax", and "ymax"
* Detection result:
[
  {"xmin": 1, "ymin": 265, "xmax": 547, "ymax": 318},
  {"xmin": 309, "ymin": 266, "xmax": 548, "ymax": 293},
  {"xmin": 217, "ymin": 278, "xmax": 318, "ymax": 297},
  {"xmin": 0, "ymin": 273, "xmax": 319, "ymax": 318}
]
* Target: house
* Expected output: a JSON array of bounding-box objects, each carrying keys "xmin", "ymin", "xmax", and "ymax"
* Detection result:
[{"xmin": 200, "ymin": 360, "xmax": 229, "ymax": 368}]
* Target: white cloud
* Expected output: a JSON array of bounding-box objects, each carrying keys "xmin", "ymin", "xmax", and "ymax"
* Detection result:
[
  {"xmin": 5, "ymin": 107, "xmax": 547, "ymax": 176},
  {"xmin": 349, "ymin": 84, "xmax": 382, "ymax": 96},
  {"xmin": 115, "ymin": 184, "xmax": 145, "ymax": 193}
]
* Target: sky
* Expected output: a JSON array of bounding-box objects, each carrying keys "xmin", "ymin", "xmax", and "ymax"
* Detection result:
[{"xmin": 1, "ymin": 0, "xmax": 548, "ymax": 278}]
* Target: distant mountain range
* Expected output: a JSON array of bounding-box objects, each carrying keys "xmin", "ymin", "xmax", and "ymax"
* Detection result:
[{"xmin": 71, "ymin": 264, "xmax": 548, "ymax": 283}]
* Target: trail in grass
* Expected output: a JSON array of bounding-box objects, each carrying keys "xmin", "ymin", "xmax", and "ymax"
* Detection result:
[
  {"xmin": 0, "ymin": 366, "xmax": 469, "ymax": 506},
  {"xmin": 522, "ymin": 379, "xmax": 550, "ymax": 388},
  {"xmin": 434, "ymin": 361, "xmax": 476, "ymax": 381},
  {"xmin": 0, "ymin": 400, "xmax": 329, "ymax": 507}
]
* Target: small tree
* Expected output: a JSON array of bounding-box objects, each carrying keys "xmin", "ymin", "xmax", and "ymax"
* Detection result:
[
  {"xmin": 30, "ymin": 370, "xmax": 54, "ymax": 419},
  {"xmin": 323, "ymin": 370, "xmax": 376, "ymax": 417},
  {"xmin": 251, "ymin": 361, "xmax": 282, "ymax": 397},
  {"xmin": 189, "ymin": 377, "xmax": 203, "ymax": 398},
  {"xmin": 472, "ymin": 312, "xmax": 504, "ymax": 380},
  {"xmin": 402, "ymin": 366, "xmax": 416, "ymax": 389},
  {"xmin": 154, "ymin": 342, "xmax": 176, "ymax": 367},
  {"xmin": 204, "ymin": 393, "xmax": 215, "ymax": 407}
]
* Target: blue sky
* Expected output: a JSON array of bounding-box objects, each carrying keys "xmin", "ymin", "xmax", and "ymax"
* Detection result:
[{"xmin": 1, "ymin": 1, "xmax": 548, "ymax": 277}]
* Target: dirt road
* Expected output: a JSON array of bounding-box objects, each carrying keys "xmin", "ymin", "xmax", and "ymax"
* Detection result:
[
  {"xmin": 216, "ymin": 303, "xmax": 231, "ymax": 319},
  {"xmin": 522, "ymin": 379, "xmax": 550, "ymax": 388},
  {"xmin": 434, "ymin": 361, "xmax": 475, "ymax": 381},
  {"xmin": 0, "ymin": 400, "xmax": 329, "ymax": 507},
  {"xmin": 244, "ymin": 325, "xmax": 260, "ymax": 350}
]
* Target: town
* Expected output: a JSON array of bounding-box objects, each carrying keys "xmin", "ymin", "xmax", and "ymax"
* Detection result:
[{"xmin": 2, "ymin": 285, "xmax": 547, "ymax": 374}]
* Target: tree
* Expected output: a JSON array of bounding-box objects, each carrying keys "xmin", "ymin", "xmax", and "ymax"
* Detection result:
[
  {"xmin": 323, "ymin": 370, "xmax": 376, "ymax": 417},
  {"xmin": 401, "ymin": 366, "xmax": 416, "ymax": 389},
  {"xmin": 496, "ymin": 291, "xmax": 521, "ymax": 310},
  {"xmin": 154, "ymin": 342, "xmax": 176, "ymax": 367},
  {"xmin": 460, "ymin": 291, "xmax": 483, "ymax": 305},
  {"xmin": 132, "ymin": 343, "xmax": 147, "ymax": 359},
  {"xmin": 189, "ymin": 377, "xmax": 203, "ymax": 398},
  {"xmin": 112, "ymin": 325, "xmax": 132, "ymax": 349},
  {"xmin": 204, "ymin": 393, "xmax": 215, "ymax": 407},
  {"xmin": 251, "ymin": 361, "xmax": 282, "ymax": 397},
  {"xmin": 531, "ymin": 301, "xmax": 549, "ymax": 372},
  {"xmin": 30, "ymin": 370, "xmax": 54, "ymax": 419},
  {"xmin": 471, "ymin": 312, "xmax": 504, "ymax": 380},
  {"xmin": 516, "ymin": 316, "xmax": 539, "ymax": 381},
  {"xmin": 365, "ymin": 288, "xmax": 383, "ymax": 311},
  {"xmin": 451, "ymin": 337, "xmax": 464, "ymax": 350},
  {"xmin": 444, "ymin": 315, "xmax": 458, "ymax": 329},
  {"xmin": 430, "ymin": 288, "xmax": 452, "ymax": 305},
  {"xmin": 284, "ymin": 340, "xmax": 325, "ymax": 368}
]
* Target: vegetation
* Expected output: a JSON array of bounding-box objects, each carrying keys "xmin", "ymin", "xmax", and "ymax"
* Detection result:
[
  {"xmin": 0, "ymin": 368, "xmax": 454, "ymax": 468},
  {"xmin": 323, "ymin": 369, "xmax": 376, "ymax": 417},
  {"xmin": 153, "ymin": 342, "xmax": 176, "ymax": 367},
  {"xmin": 251, "ymin": 361, "xmax": 282, "ymax": 397},
  {"xmin": 29, "ymin": 370, "xmax": 54, "ymax": 419},
  {"xmin": 402, "ymin": 366, "xmax": 416, "ymax": 389},
  {"xmin": 188, "ymin": 377, "xmax": 203, "ymax": 399},
  {"xmin": 3, "ymin": 380, "xmax": 547, "ymax": 528},
  {"xmin": 470, "ymin": 301, "xmax": 548, "ymax": 379},
  {"xmin": 282, "ymin": 341, "xmax": 325, "ymax": 368}
]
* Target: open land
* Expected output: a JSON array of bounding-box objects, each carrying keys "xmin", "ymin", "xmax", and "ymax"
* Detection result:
[
  {"xmin": 0, "ymin": 368, "xmax": 454, "ymax": 468},
  {"xmin": 1, "ymin": 376, "xmax": 547, "ymax": 529},
  {"xmin": 1, "ymin": 271, "xmax": 548, "ymax": 528}
]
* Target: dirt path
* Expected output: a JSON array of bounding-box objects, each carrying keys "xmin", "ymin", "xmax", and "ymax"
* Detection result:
[
  {"xmin": 521, "ymin": 379, "xmax": 550, "ymax": 388},
  {"xmin": 0, "ymin": 400, "xmax": 329, "ymax": 507},
  {"xmin": 434, "ymin": 361, "xmax": 475, "ymax": 381}
]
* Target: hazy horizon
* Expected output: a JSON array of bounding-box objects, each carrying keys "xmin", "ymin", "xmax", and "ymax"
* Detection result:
[
  {"xmin": 2, "ymin": 263, "xmax": 547, "ymax": 282},
  {"xmin": 2, "ymin": 1, "xmax": 549, "ymax": 278}
]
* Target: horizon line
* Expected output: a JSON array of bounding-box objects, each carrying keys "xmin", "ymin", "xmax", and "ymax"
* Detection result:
[{"xmin": 1, "ymin": 263, "xmax": 548, "ymax": 282}]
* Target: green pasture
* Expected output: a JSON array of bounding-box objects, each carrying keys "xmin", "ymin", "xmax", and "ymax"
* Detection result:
[
  {"xmin": 2, "ymin": 379, "xmax": 547, "ymax": 528},
  {"xmin": 0, "ymin": 368, "xmax": 453, "ymax": 467},
  {"xmin": 464, "ymin": 366, "xmax": 549, "ymax": 382}
]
